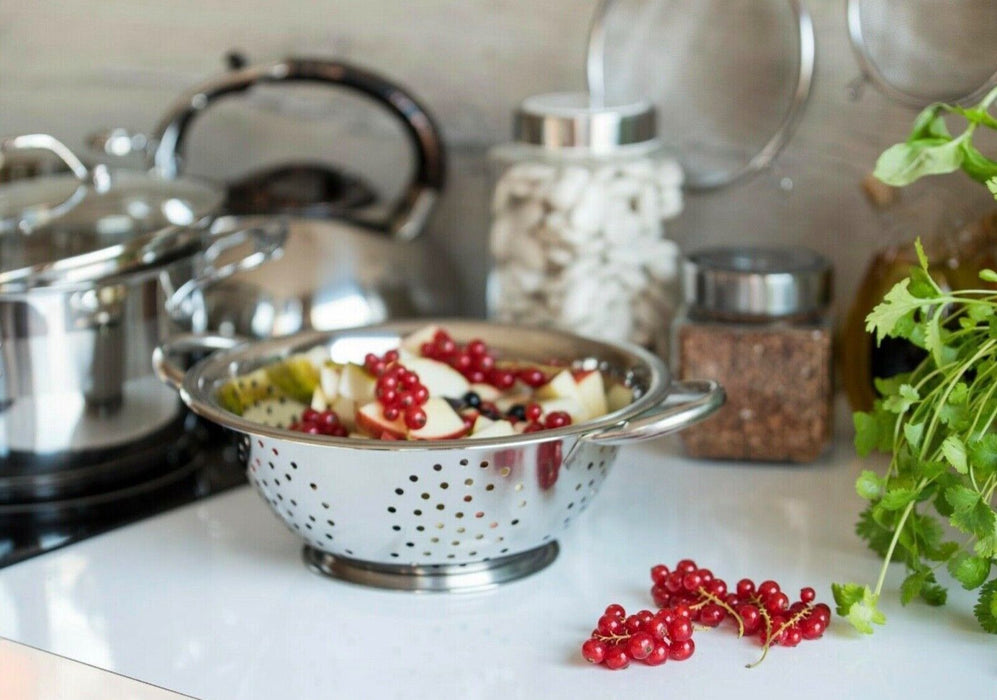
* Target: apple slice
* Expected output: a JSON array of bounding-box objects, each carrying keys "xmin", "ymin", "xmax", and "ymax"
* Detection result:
[
  {"xmin": 468, "ymin": 382, "xmax": 502, "ymax": 402},
  {"xmin": 356, "ymin": 401, "xmax": 408, "ymax": 439},
  {"xmin": 467, "ymin": 419, "xmax": 517, "ymax": 440},
  {"xmin": 573, "ymin": 370, "xmax": 608, "ymax": 420},
  {"xmin": 310, "ymin": 386, "xmax": 329, "ymax": 411},
  {"xmin": 409, "ymin": 397, "xmax": 471, "ymax": 440},
  {"xmin": 331, "ymin": 395, "xmax": 357, "ymax": 431},
  {"xmin": 607, "ymin": 383, "xmax": 634, "ymax": 413},
  {"xmin": 337, "ymin": 363, "xmax": 376, "ymax": 404},
  {"xmin": 495, "ymin": 391, "xmax": 532, "ymax": 413},
  {"xmin": 401, "ymin": 324, "xmax": 442, "ymax": 354},
  {"xmin": 471, "ymin": 414, "xmax": 495, "ymax": 434},
  {"xmin": 536, "ymin": 369, "xmax": 583, "ymax": 405},
  {"xmin": 539, "ymin": 397, "xmax": 588, "ymax": 423},
  {"xmin": 320, "ymin": 364, "xmax": 341, "ymax": 401},
  {"xmin": 404, "ymin": 357, "xmax": 470, "ymax": 399}
]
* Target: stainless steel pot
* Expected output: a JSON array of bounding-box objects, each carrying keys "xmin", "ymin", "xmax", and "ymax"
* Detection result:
[
  {"xmin": 153, "ymin": 320, "xmax": 724, "ymax": 590},
  {"xmin": 144, "ymin": 57, "xmax": 454, "ymax": 337},
  {"xmin": 0, "ymin": 134, "xmax": 285, "ymax": 466}
]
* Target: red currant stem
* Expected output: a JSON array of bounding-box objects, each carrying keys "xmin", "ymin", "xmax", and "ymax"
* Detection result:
[
  {"xmin": 594, "ymin": 632, "xmax": 632, "ymax": 645},
  {"xmin": 746, "ymin": 605, "xmax": 814, "ymax": 670},
  {"xmin": 696, "ymin": 587, "xmax": 745, "ymax": 638}
]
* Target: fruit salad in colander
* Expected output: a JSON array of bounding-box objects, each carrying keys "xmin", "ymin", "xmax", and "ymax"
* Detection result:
[{"xmin": 217, "ymin": 325, "xmax": 633, "ymax": 441}]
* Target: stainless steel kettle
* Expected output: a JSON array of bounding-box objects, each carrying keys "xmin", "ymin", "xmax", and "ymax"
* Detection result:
[{"xmin": 145, "ymin": 57, "xmax": 456, "ymax": 338}]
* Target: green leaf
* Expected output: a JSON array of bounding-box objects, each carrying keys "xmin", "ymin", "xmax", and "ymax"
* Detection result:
[
  {"xmin": 865, "ymin": 279, "xmax": 924, "ymax": 345},
  {"xmin": 948, "ymin": 553, "xmax": 991, "ymax": 590},
  {"xmin": 920, "ymin": 580, "xmax": 948, "ymax": 606},
  {"xmin": 908, "ymin": 104, "xmax": 952, "ymax": 141},
  {"xmin": 988, "ymin": 177, "xmax": 997, "ymax": 199},
  {"xmin": 953, "ymin": 106, "xmax": 997, "ymax": 130},
  {"xmin": 856, "ymin": 506, "xmax": 896, "ymax": 559},
  {"xmin": 907, "ymin": 267, "xmax": 938, "ymax": 298},
  {"xmin": 831, "ymin": 582, "xmax": 866, "ymax": 617},
  {"xmin": 853, "ymin": 412, "xmax": 880, "ymax": 457},
  {"xmin": 902, "ymin": 421, "xmax": 924, "ymax": 450},
  {"xmin": 958, "ymin": 141, "xmax": 997, "ymax": 183},
  {"xmin": 900, "ymin": 570, "xmax": 926, "ymax": 605},
  {"xmin": 945, "ymin": 484, "xmax": 981, "ymax": 512},
  {"xmin": 941, "ymin": 435, "xmax": 968, "ymax": 474},
  {"xmin": 981, "ymin": 269, "xmax": 997, "ymax": 283},
  {"xmin": 967, "ymin": 434, "xmax": 997, "ymax": 477},
  {"xmin": 973, "ymin": 579, "xmax": 997, "ymax": 633},
  {"xmin": 881, "ymin": 486, "xmax": 918, "ymax": 511},
  {"xmin": 874, "ymin": 138, "xmax": 965, "ymax": 187},
  {"xmin": 856, "ymin": 470, "xmax": 885, "ymax": 501},
  {"xmin": 883, "ymin": 384, "xmax": 920, "ymax": 415},
  {"xmin": 914, "ymin": 238, "xmax": 930, "ymax": 272},
  {"xmin": 835, "ymin": 584, "xmax": 887, "ymax": 634}
]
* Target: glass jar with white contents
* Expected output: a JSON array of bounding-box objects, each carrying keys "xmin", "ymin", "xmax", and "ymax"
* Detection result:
[{"xmin": 486, "ymin": 93, "xmax": 683, "ymax": 350}]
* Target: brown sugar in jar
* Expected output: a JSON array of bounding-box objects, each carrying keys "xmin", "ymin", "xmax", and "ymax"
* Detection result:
[{"xmin": 674, "ymin": 247, "xmax": 833, "ymax": 463}]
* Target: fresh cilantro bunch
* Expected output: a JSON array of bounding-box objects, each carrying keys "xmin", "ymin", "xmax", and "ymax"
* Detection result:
[
  {"xmin": 834, "ymin": 87, "xmax": 997, "ymax": 635},
  {"xmin": 834, "ymin": 240, "xmax": 997, "ymax": 634}
]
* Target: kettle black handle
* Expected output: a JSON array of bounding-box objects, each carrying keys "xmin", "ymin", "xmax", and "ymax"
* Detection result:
[{"xmin": 150, "ymin": 58, "xmax": 446, "ymax": 241}]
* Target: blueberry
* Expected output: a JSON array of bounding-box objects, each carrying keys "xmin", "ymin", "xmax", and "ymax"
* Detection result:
[
  {"xmin": 463, "ymin": 391, "xmax": 482, "ymax": 409},
  {"xmin": 507, "ymin": 404, "xmax": 526, "ymax": 421}
]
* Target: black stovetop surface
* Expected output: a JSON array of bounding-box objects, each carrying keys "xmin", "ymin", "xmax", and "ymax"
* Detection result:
[{"xmin": 0, "ymin": 422, "xmax": 247, "ymax": 569}]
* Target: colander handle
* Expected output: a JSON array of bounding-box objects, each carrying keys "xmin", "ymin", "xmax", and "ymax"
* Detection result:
[
  {"xmin": 582, "ymin": 380, "xmax": 724, "ymax": 445},
  {"xmin": 153, "ymin": 333, "xmax": 247, "ymax": 391}
]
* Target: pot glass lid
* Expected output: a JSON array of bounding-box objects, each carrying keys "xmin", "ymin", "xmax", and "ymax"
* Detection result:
[
  {"xmin": 587, "ymin": 0, "xmax": 814, "ymax": 191},
  {"xmin": 0, "ymin": 165, "xmax": 223, "ymax": 288}
]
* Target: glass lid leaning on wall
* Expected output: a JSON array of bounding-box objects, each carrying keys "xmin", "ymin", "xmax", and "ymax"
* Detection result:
[
  {"xmin": 586, "ymin": 0, "xmax": 814, "ymax": 192},
  {"xmin": 846, "ymin": 0, "xmax": 997, "ymax": 108}
]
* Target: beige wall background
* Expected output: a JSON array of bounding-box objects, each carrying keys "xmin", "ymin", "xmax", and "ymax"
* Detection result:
[{"xmin": 2, "ymin": 0, "xmax": 995, "ymax": 317}]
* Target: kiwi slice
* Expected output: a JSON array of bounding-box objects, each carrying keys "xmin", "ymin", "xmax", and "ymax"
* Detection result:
[
  {"xmin": 217, "ymin": 368, "xmax": 284, "ymax": 416},
  {"xmin": 241, "ymin": 397, "xmax": 308, "ymax": 429},
  {"xmin": 265, "ymin": 355, "xmax": 320, "ymax": 403}
]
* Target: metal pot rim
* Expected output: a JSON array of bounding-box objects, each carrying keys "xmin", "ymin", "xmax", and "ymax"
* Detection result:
[{"xmin": 162, "ymin": 319, "xmax": 687, "ymax": 450}]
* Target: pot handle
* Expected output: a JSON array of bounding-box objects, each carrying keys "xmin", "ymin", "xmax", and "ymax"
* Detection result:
[
  {"xmin": 150, "ymin": 58, "xmax": 445, "ymax": 241},
  {"xmin": 581, "ymin": 380, "xmax": 724, "ymax": 446},
  {"xmin": 165, "ymin": 217, "xmax": 287, "ymax": 321},
  {"xmin": 0, "ymin": 134, "xmax": 91, "ymax": 233},
  {"xmin": 153, "ymin": 333, "xmax": 246, "ymax": 391}
]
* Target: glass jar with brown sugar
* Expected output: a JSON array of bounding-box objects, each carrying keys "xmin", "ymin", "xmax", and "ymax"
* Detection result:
[{"xmin": 673, "ymin": 246, "xmax": 833, "ymax": 463}]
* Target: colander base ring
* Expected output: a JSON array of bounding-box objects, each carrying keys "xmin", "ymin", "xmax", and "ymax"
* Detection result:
[{"xmin": 302, "ymin": 541, "xmax": 559, "ymax": 592}]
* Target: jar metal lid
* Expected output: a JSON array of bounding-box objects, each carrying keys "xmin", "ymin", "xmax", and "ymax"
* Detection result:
[
  {"xmin": 683, "ymin": 246, "xmax": 832, "ymax": 318},
  {"xmin": 513, "ymin": 92, "xmax": 657, "ymax": 152}
]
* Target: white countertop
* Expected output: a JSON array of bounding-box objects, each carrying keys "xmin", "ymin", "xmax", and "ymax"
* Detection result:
[{"xmin": 0, "ymin": 423, "xmax": 992, "ymax": 700}]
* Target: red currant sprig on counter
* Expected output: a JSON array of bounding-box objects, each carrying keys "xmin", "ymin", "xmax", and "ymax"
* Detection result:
[
  {"xmin": 584, "ymin": 559, "xmax": 829, "ymax": 671},
  {"xmin": 419, "ymin": 329, "xmax": 540, "ymax": 390},
  {"xmin": 582, "ymin": 604, "xmax": 696, "ymax": 670},
  {"xmin": 289, "ymin": 408, "xmax": 348, "ymax": 437},
  {"xmin": 649, "ymin": 559, "xmax": 829, "ymax": 668}
]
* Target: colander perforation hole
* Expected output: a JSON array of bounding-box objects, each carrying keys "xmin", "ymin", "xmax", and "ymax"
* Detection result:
[
  {"xmin": 409, "ymin": 475, "xmax": 418, "ymax": 482},
  {"xmin": 421, "ymin": 493, "xmax": 430, "ymax": 500},
  {"xmin": 277, "ymin": 494, "xmax": 284, "ymax": 501},
  {"xmin": 440, "ymin": 482, "xmax": 449, "ymax": 489},
  {"xmin": 387, "ymin": 506, "xmax": 396, "ymax": 513},
  {"xmin": 269, "ymin": 462, "xmax": 274, "ymax": 470},
  {"xmin": 310, "ymin": 483, "xmax": 317, "ymax": 490},
  {"xmin": 567, "ymin": 502, "xmax": 574, "ymax": 509},
  {"xmin": 395, "ymin": 488, "xmax": 404, "ymax": 495},
  {"xmin": 464, "ymin": 478, "xmax": 474, "ymax": 486},
  {"xmin": 322, "ymin": 502, "xmax": 330, "ymax": 509},
  {"xmin": 431, "ymin": 537, "xmax": 439, "ymax": 543},
  {"xmin": 455, "ymin": 512, "xmax": 464, "ymax": 518},
  {"xmin": 479, "ymin": 461, "xmax": 489, "ymax": 468},
  {"xmin": 511, "ymin": 519, "xmax": 520, "ymax": 526},
  {"xmin": 416, "ymin": 525, "xmax": 425, "ymax": 531},
  {"xmin": 390, "ymin": 553, "xmax": 399, "ymax": 558},
  {"xmin": 309, "ymin": 515, "xmax": 316, "ymax": 522},
  {"xmin": 460, "ymin": 459, "xmax": 469, "ymax": 466},
  {"xmin": 436, "ymin": 522, "xmax": 444, "ymax": 529},
  {"xmin": 499, "ymin": 467, "xmax": 511, "ymax": 477},
  {"xmin": 485, "ymin": 484, "xmax": 495, "ymax": 491},
  {"xmin": 284, "ymin": 473, "xmax": 292, "ymax": 482},
  {"xmin": 414, "ymin": 509, "xmax": 422, "ymax": 516},
  {"xmin": 326, "ymin": 519, "xmax": 335, "ymax": 526},
  {"xmin": 463, "ymin": 495, "xmax": 472, "ymax": 502},
  {"xmin": 290, "ymin": 461, "xmax": 297, "ymax": 469},
  {"xmin": 515, "ymin": 483, "xmax": 523, "ymax": 492},
  {"xmin": 290, "ymin": 499, "xmax": 297, "ymax": 506},
  {"xmin": 392, "ymin": 525, "xmax": 401, "ymax": 531},
  {"xmin": 325, "ymin": 534, "xmax": 333, "ymax": 540},
  {"xmin": 436, "ymin": 504, "xmax": 445, "ymax": 511},
  {"xmin": 586, "ymin": 462, "xmax": 594, "ymax": 470},
  {"xmin": 475, "ymin": 512, "xmax": 484, "ymax": 519},
  {"xmin": 475, "ymin": 534, "xmax": 484, "ymax": 540},
  {"xmin": 406, "ymin": 542, "xmax": 414, "ymax": 547},
  {"xmin": 306, "ymin": 523, "xmax": 312, "ymax": 530},
  {"xmin": 433, "ymin": 464, "xmax": 443, "ymax": 471}
]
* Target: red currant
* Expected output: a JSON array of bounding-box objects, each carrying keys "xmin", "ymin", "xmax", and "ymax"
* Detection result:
[
  {"xmin": 626, "ymin": 632, "xmax": 655, "ymax": 661},
  {"xmin": 581, "ymin": 638, "xmax": 607, "ymax": 664},
  {"xmin": 603, "ymin": 646, "xmax": 630, "ymax": 670},
  {"xmin": 544, "ymin": 411, "xmax": 572, "ymax": 429},
  {"xmin": 800, "ymin": 586, "xmax": 816, "ymax": 604},
  {"xmin": 404, "ymin": 406, "xmax": 427, "ymax": 430},
  {"xmin": 519, "ymin": 368, "xmax": 546, "ymax": 388},
  {"xmin": 644, "ymin": 642, "xmax": 670, "ymax": 666},
  {"xmin": 668, "ymin": 638, "xmax": 695, "ymax": 661}
]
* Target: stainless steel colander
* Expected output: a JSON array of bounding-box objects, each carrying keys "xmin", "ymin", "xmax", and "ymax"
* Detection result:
[{"xmin": 154, "ymin": 320, "xmax": 723, "ymax": 591}]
